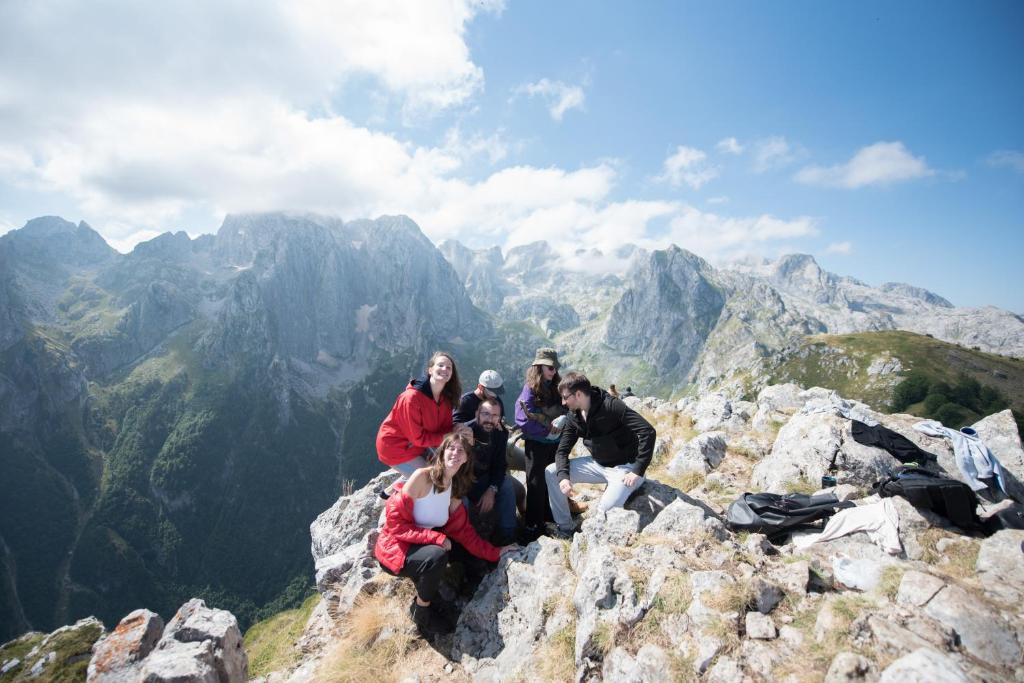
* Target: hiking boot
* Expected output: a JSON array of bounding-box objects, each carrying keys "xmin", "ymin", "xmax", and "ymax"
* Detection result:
[
  {"xmin": 409, "ymin": 600, "xmax": 454, "ymax": 636},
  {"xmin": 568, "ymin": 497, "xmax": 588, "ymax": 516},
  {"xmin": 547, "ymin": 523, "xmax": 577, "ymax": 540}
]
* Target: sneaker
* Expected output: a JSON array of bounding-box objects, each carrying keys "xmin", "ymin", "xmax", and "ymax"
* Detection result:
[{"xmin": 409, "ymin": 600, "xmax": 454, "ymax": 635}]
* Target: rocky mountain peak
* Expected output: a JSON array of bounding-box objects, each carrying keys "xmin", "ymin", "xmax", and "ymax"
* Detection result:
[
  {"xmin": 2, "ymin": 216, "xmax": 116, "ymax": 267},
  {"xmin": 879, "ymin": 282, "xmax": 954, "ymax": 308}
]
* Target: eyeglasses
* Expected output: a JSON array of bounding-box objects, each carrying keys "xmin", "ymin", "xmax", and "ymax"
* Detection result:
[{"xmin": 560, "ymin": 393, "xmax": 572, "ymax": 400}]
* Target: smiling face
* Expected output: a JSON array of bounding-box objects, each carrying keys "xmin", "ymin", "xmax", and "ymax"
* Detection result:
[
  {"xmin": 429, "ymin": 354, "xmax": 454, "ymax": 385},
  {"xmin": 443, "ymin": 438, "xmax": 468, "ymax": 470},
  {"xmin": 476, "ymin": 401, "xmax": 501, "ymax": 431}
]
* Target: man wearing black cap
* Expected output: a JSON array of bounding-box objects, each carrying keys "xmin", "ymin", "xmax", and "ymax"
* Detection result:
[{"xmin": 453, "ymin": 369, "xmax": 506, "ymax": 425}]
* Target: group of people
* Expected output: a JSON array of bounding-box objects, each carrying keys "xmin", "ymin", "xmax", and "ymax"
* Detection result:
[{"xmin": 371, "ymin": 348, "xmax": 657, "ymax": 635}]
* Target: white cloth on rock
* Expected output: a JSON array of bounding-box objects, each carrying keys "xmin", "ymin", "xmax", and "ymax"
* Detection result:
[{"xmin": 792, "ymin": 499, "xmax": 902, "ymax": 555}]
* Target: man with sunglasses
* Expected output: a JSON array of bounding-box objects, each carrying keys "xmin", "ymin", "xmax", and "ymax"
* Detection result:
[{"xmin": 545, "ymin": 371, "xmax": 656, "ymax": 538}]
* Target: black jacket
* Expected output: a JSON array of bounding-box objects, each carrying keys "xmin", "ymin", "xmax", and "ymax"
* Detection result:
[
  {"xmin": 554, "ymin": 387, "xmax": 656, "ymax": 481},
  {"xmin": 467, "ymin": 419, "xmax": 509, "ymax": 491}
]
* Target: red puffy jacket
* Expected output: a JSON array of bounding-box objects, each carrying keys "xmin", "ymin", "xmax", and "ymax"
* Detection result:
[
  {"xmin": 376, "ymin": 378, "xmax": 453, "ymax": 467},
  {"xmin": 374, "ymin": 483, "xmax": 500, "ymax": 574}
]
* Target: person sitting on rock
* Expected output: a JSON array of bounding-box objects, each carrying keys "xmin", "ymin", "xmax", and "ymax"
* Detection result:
[
  {"xmin": 375, "ymin": 351, "xmax": 471, "ymax": 498},
  {"xmin": 453, "ymin": 369, "xmax": 506, "ymax": 425},
  {"xmin": 465, "ymin": 398, "xmax": 522, "ymax": 544},
  {"xmin": 374, "ymin": 431, "xmax": 517, "ymax": 636},
  {"xmin": 545, "ymin": 372, "xmax": 656, "ymax": 538}
]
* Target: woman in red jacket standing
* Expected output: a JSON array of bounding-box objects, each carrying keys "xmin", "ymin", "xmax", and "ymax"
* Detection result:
[
  {"xmin": 376, "ymin": 351, "xmax": 469, "ymax": 495},
  {"xmin": 375, "ymin": 431, "xmax": 517, "ymax": 635}
]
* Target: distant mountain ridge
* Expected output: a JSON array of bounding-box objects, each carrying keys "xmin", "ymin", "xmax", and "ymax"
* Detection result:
[
  {"xmin": 440, "ymin": 238, "xmax": 1024, "ymax": 396},
  {"xmin": 0, "ymin": 212, "xmax": 542, "ymax": 641}
]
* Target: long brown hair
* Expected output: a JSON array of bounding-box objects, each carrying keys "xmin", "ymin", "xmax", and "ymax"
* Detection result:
[
  {"xmin": 526, "ymin": 364, "xmax": 561, "ymax": 407},
  {"xmin": 426, "ymin": 351, "xmax": 462, "ymax": 407},
  {"xmin": 428, "ymin": 432, "xmax": 475, "ymax": 499}
]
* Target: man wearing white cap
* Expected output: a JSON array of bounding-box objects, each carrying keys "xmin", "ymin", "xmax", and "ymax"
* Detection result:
[{"xmin": 453, "ymin": 369, "xmax": 506, "ymax": 425}]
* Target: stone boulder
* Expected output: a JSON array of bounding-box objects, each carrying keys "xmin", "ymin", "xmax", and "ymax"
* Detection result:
[
  {"xmin": 751, "ymin": 383, "xmax": 805, "ymax": 433},
  {"xmin": 88, "ymin": 609, "xmax": 164, "ymax": 682},
  {"xmin": 878, "ymin": 648, "xmax": 969, "ymax": 683},
  {"xmin": 752, "ymin": 412, "xmax": 905, "ymax": 493},
  {"xmin": 667, "ymin": 431, "xmax": 727, "ymax": 475},
  {"xmin": 452, "ymin": 539, "xmax": 573, "ymax": 681},
  {"xmin": 310, "ymin": 471, "xmax": 396, "ymax": 609},
  {"xmin": 145, "ymin": 598, "xmax": 247, "ymax": 683}
]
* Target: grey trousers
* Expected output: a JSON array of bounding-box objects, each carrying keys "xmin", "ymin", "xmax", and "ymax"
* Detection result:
[{"xmin": 544, "ymin": 457, "xmax": 645, "ymax": 530}]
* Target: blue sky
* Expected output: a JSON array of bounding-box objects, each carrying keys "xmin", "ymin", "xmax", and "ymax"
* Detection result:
[{"xmin": 1, "ymin": 1, "xmax": 1021, "ymax": 310}]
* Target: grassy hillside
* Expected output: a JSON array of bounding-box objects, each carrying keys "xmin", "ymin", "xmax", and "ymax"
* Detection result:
[{"xmin": 768, "ymin": 330, "xmax": 1024, "ymax": 431}]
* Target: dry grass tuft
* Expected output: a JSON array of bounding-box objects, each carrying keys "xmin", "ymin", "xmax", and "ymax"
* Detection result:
[
  {"xmin": 317, "ymin": 592, "xmax": 457, "ymax": 683},
  {"xmin": 244, "ymin": 593, "xmax": 321, "ymax": 678},
  {"xmin": 772, "ymin": 594, "xmax": 872, "ymax": 682},
  {"xmin": 538, "ymin": 622, "xmax": 577, "ymax": 682},
  {"xmin": 919, "ymin": 529, "xmax": 979, "ymax": 579},
  {"xmin": 875, "ymin": 565, "xmax": 904, "ymax": 601},
  {"xmin": 783, "ymin": 476, "xmax": 820, "ymax": 495},
  {"xmin": 705, "ymin": 579, "xmax": 754, "ymax": 614}
]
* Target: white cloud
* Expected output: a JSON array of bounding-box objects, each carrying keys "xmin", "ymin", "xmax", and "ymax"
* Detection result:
[
  {"xmin": 752, "ymin": 136, "xmax": 800, "ymax": 173},
  {"xmin": 986, "ymin": 149, "xmax": 1024, "ymax": 173},
  {"xmin": 663, "ymin": 206, "xmax": 819, "ymax": 261},
  {"xmin": 513, "ymin": 79, "xmax": 586, "ymax": 121},
  {"xmin": 716, "ymin": 137, "xmax": 743, "ymax": 155},
  {"xmin": 795, "ymin": 141, "xmax": 935, "ymax": 188},
  {"xmin": 825, "ymin": 241, "xmax": 852, "ymax": 255},
  {"xmin": 0, "ymin": 1, "xmax": 820, "ymax": 269},
  {"xmin": 656, "ymin": 146, "xmax": 719, "ymax": 189}
]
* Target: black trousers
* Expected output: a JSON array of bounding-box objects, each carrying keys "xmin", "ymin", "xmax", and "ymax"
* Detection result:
[
  {"xmin": 388, "ymin": 544, "xmax": 448, "ymax": 602},
  {"xmin": 524, "ymin": 439, "xmax": 558, "ymax": 527}
]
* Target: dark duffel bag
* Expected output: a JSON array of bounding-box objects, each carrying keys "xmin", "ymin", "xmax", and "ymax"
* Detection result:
[
  {"xmin": 873, "ymin": 466, "xmax": 980, "ymax": 531},
  {"xmin": 726, "ymin": 492, "xmax": 854, "ymax": 540}
]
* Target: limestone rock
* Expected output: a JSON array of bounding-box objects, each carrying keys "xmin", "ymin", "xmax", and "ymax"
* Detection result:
[
  {"xmin": 452, "ymin": 539, "xmax": 572, "ymax": 680},
  {"xmin": 667, "ymin": 431, "xmax": 727, "ymax": 475},
  {"xmin": 641, "ymin": 497, "xmax": 728, "ymax": 541},
  {"xmin": 88, "ymin": 609, "xmax": 164, "ymax": 682},
  {"xmin": 924, "ymin": 584, "xmax": 1021, "ymax": 667},
  {"xmin": 878, "ymin": 648, "xmax": 969, "ymax": 683},
  {"xmin": 895, "ymin": 571, "xmax": 945, "ymax": 607},
  {"xmin": 975, "ymin": 528, "xmax": 1024, "ymax": 605},
  {"xmin": 141, "ymin": 640, "xmax": 219, "ymax": 683},
  {"xmin": 156, "ymin": 598, "xmax": 247, "ymax": 683},
  {"xmin": 824, "ymin": 651, "xmax": 876, "ymax": 682},
  {"xmin": 745, "ymin": 612, "xmax": 776, "ymax": 640},
  {"xmin": 753, "ymin": 412, "xmax": 896, "ymax": 492},
  {"xmin": 601, "ymin": 644, "xmax": 671, "ymax": 683},
  {"xmin": 751, "ymin": 383, "xmax": 804, "ymax": 433}
]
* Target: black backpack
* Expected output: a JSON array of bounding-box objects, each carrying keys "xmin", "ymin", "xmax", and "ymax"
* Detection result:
[
  {"xmin": 726, "ymin": 492, "xmax": 854, "ymax": 540},
  {"xmin": 873, "ymin": 466, "xmax": 981, "ymax": 531}
]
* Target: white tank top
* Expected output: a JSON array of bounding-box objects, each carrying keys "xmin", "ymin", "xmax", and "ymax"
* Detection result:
[{"xmin": 412, "ymin": 485, "xmax": 452, "ymax": 528}]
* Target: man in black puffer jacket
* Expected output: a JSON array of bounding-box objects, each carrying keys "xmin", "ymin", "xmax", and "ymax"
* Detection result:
[{"xmin": 545, "ymin": 371, "xmax": 656, "ymax": 537}]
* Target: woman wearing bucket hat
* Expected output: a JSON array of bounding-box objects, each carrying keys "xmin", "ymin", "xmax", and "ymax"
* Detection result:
[{"xmin": 514, "ymin": 347, "xmax": 569, "ymax": 538}]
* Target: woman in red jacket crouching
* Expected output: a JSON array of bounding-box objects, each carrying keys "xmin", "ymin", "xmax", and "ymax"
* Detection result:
[{"xmin": 374, "ymin": 431, "xmax": 517, "ymax": 635}]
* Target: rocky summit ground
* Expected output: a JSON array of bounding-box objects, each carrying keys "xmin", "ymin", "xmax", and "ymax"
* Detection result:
[{"xmin": 4, "ymin": 383, "xmax": 1023, "ymax": 683}]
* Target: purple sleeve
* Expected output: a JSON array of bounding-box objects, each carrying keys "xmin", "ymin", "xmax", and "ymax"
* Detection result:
[{"xmin": 514, "ymin": 385, "xmax": 550, "ymax": 439}]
